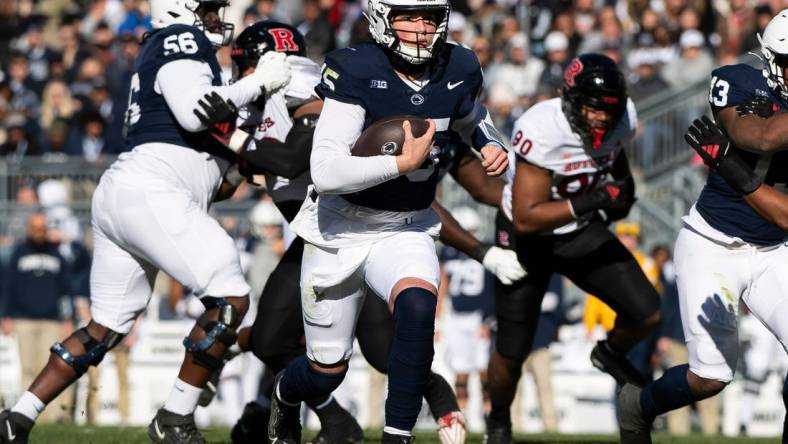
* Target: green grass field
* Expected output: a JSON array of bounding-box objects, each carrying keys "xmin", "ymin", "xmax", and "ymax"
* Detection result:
[{"xmin": 27, "ymin": 425, "xmax": 780, "ymax": 444}]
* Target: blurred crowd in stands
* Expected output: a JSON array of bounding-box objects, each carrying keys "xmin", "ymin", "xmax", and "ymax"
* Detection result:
[{"xmin": 0, "ymin": 0, "xmax": 779, "ymax": 163}]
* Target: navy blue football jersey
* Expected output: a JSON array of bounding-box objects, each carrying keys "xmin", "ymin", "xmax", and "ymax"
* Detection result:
[
  {"xmin": 315, "ymin": 42, "xmax": 485, "ymax": 211},
  {"xmin": 124, "ymin": 24, "xmax": 229, "ymax": 157},
  {"xmin": 695, "ymin": 64, "xmax": 788, "ymax": 245},
  {"xmin": 440, "ymin": 246, "xmax": 495, "ymax": 316}
]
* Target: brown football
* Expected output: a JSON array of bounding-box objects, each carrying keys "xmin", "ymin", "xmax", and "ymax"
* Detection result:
[{"xmin": 351, "ymin": 115, "xmax": 430, "ymax": 157}]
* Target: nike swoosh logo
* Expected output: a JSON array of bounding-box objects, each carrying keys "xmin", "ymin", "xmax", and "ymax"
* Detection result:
[
  {"xmin": 447, "ymin": 81, "xmax": 464, "ymax": 90},
  {"xmin": 6, "ymin": 420, "xmax": 15, "ymax": 440},
  {"xmin": 154, "ymin": 420, "xmax": 166, "ymax": 440}
]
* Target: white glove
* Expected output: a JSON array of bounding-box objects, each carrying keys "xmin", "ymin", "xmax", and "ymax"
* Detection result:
[
  {"xmin": 252, "ymin": 51, "xmax": 291, "ymax": 97},
  {"xmin": 482, "ymin": 246, "xmax": 527, "ymax": 285}
]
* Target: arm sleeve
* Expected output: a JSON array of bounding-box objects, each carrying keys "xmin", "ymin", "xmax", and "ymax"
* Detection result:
[
  {"xmin": 451, "ymin": 102, "xmax": 507, "ymax": 151},
  {"xmin": 242, "ymin": 115, "xmax": 316, "ymax": 179},
  {"xmin": 310, "ymin": 98, "xmax": 400, "ymax": 194},
  {"xmin": 156, "ymin": 59, "xmax": 263, "ymax": 132}
]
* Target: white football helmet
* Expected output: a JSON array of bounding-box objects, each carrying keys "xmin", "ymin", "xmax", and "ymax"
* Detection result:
[
  {"xmin": 758, "ymin": 9, "xmax": 788, "ymax": 98},
  {"xmin": 150, "ymin": 0, "xmax": 234, "ymax": 47},
  {"xmin": 365, "ymin": 0, "xmax": 450, "ymax": 65}
]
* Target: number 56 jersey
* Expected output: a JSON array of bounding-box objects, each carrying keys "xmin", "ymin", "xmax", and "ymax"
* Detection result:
[
  {"xmin": 501, "ymin": 97, "xmax": 637, "ymax": 235},
  {"xmin": 693, "ymin": 64, "xmax": 788, "ymax": 246}
]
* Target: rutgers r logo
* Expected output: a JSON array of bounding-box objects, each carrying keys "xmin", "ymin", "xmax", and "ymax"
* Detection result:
[
  {"xmin": 268, "ymin": 28, "xmax": 299, "ymax": 52},
  {"xmin": 564, "ymin": 58, "xmax": 584, "ymax": 87}
]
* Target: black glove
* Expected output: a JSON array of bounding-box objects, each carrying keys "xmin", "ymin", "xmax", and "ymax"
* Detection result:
[
  {"xmin": 736, "ymin": 96, "xmax": 778, "ymax": 119},
  {"xmin": 193, "ymin": 92, "xmax": 249, "ymax": 152},
  {"xmin": 570, "ymin": 177, "xmax": 635, "ymax": 217},
  {"xmin": 684, "ymin": 116, "xmax": 761, "ymax": 195}
]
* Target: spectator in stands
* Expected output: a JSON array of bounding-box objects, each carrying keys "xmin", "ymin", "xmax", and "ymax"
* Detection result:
[
  {"xmin": 58, "ymin": 21, "xmax": 89, "ymax": 82},
  {"xmin": 18, "ymin": 23, "xmax": 58, "ymax": 95},
  {"xmin": 486, "ymin": 33, "xmax": 544, "ymax": 101},
  {"xmin": 448, "ymin": 11, "xmax": 473, "ymax": 46},
  {"xmin": 40, "ymin": 118, "xmax": 75, "ymax": 158},
  {"xmin": 539, "ymin": 31, "xmax": 571, "ymax": 92},
  {"xmin": 70, "ymin": 57, "xmax": 106, "ymax": 105},
  {"xmin": 67, "ymin": 110, "xmax": 112, "ymax": 162},
  {"xmin": 471, "ymin": 35, "xmax": 494, "ymax": 73},
  {"xmin": 79, "ymin": 0, "xmax": 126, "ymax": 38},
  {"xmin": 741, "ymin": 5, "xmax": 774, "ymax": 57},
  {"xmin": 0, "ymin": 114, "xmax": 41, "ymax": 161},
  {"xmin": 628, "ymin": 51, "xmax": 669, "ymax": 102},
  {"xmin": 552, "ymin": 10, "xmax": 582, "ymax": 56},
  {"xmin": 0, "ymin": 212, "xmax": 74, "ymax": 423},
  {"xmin": 717, "ymin": 0, "xmax": 755, "ymax": 62},
  {"xmin": 578, "ymin": 7, "xmax": 624, "ymax": 54},
  {"xmin": 6, "ymin": 52, "xmax": 40, "ymax": 119},
  {"xmin": 662, "ymin": 29, "xmax": 714, "ymax": 90},
  {"xmin": 243, "ymin": 0, "xmax": 287, "ymax": 25},
  {"xmin": 297, "ymin": 0, "xmax": 336, "ymax": 63},
  {"xmin": 116, "ymin": 0, "xmax": 151, "ymax": 37},
  {"xmin": 39, "ymin": 80, "xmax": 78, "ymax": 133},
  {"xmin": 2, "ymin": 184, "xmax": 38, "ymax": 246},
  {"xmin": 653, "ymin": 244, "xmax": 721, "ymax": 436}
]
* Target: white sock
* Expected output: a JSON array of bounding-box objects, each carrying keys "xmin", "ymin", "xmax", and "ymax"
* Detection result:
[
  {"xmin": 383, "ymin": 426, "xmax": 411, "ymax": 436},
  {"xmin": 163, "ymin": 378, "xmax": 202, "ymax": 416},
  {"xmin": 11, "ymin": 391, "xmax": 45, "ymax": 422}
]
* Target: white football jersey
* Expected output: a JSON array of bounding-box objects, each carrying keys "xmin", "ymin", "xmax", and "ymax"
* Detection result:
[
  {"xmin": 237, "ymin": 56, "xmax": 321, "ymax": 202},
  {"xmin": 502, "ymin": 97, "xmax": 637, "ymax": 235}
]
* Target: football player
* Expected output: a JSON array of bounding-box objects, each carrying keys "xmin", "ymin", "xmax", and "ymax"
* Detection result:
[
  {"xmin": 259, "ymin": 0, "xmax": 509, "ymax": 441},
  {"xmin": 486, "ymin": 53, "xmax": 662, "ymax": 443},
  {"xmin": 0, "ymin": 1, "xmax": 291, "ymax": 443},
  {"xmin": 195, "ymin": 20, "xmax": 523, "ymax": 444},
  {"xmin": 618, "ymin": 10, "xmax": 788, "ymax": 440}
]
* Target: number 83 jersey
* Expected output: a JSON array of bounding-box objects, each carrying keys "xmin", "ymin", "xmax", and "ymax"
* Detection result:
[{"xmin": 695, "ymin": 64, "xmax": 788, "ymax": 246}]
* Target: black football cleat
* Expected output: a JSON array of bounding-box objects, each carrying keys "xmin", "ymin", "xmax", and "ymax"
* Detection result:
[
  {"xmin": 268, "ymin": 374, "xmax": 302, "ymax": 444},
  {"xmin": 0, "ymin": 410, "xmax": 33, "ymax": 444},
  {"xmin": 591, "ymin": 340, "xmax": 647, "ymax": 387},
  {"xmin": 617, "ymin": 383, "xmax": 653, "ymax": 444},
  {"xmin": 231, "ymin": 401, "xmax": 270, "ymax": 444},
  {"xmin": 308, "ymin": 413, "xmax": 364, "ymax": 444},
  {"xmin": 380, "ymin": 432, "xmax": 415, "ymax": 444},
  {"xmin": 147, "ymin": 408, "xmax": 207, "ymax": 444},
  {"xmin": 483, "ymin": 416, "xmax": 512, "ymax": 444}
]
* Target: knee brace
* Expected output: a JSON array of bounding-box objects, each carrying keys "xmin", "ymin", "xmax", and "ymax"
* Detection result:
[
  {"xmin": 51, "ymin": 327, "xmax": 124, "ymax": 376},
  {"xmin": 183, "ymin": 297, "xmax": 240, "ymax": 369}
]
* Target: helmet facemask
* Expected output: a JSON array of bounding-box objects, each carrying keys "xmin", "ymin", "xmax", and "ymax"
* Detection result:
[
  {"xmin": 562, "ymin": 92, "xmax": 625, "ymax": 150},
  {"xmin": 759, "ymin": 34, "xmax": 788, "ymax": 99},
  {"xmin": 194, "ymin": 0, "xmax": 234, "ymax": 48},
  {"xmin": 560, "ymin": 54, "xmax": 627, "ymax": 150},
  {"xmin": 365, "ymin": 0, "xmax": 449, "ymax": 66}
]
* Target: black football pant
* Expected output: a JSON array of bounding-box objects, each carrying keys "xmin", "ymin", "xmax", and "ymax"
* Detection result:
[{"xmin": 493, "ymin": 212, "xmax": 661, "ymax": 362}]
